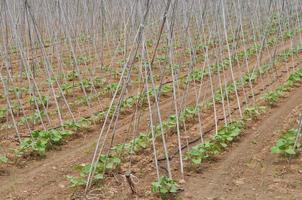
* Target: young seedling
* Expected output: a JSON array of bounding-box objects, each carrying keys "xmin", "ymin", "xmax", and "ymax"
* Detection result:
[
  {"xmin": 67, "ymin": 154, "xmax": 121, "ymax": 187},
  {"xmin": 271, "ymin": 129, "xmax": 300, "ymax": 156},
  {"xmin": 151, "ymin": 176, "xmax": 180, "ymax": 199},
  {"xmin": 0, "ymin": 108, "xmax": 7, "ymax": 123},
  {"xmin": 15, "ymin": 129, "xmax": 72, "ymax": 157},
  {"xmin": 185, "ymin": 121, "xmax": 243, "ymax": 166},
  {"xmin": 0, "ymin": 155, "xmax": 8, "ymax": 164},
  {"xmin": 29, "ymin": 95, "xmax": 49, "ymax": 109},
  {"xmin": 243, "ymin": 106, "xmax": 266, "ymax": 120}
]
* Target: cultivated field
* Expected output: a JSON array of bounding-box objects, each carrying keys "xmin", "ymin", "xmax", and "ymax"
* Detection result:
[{"xmin": 0, "ymin": 0, "xmax": 302, "ymax": 199}]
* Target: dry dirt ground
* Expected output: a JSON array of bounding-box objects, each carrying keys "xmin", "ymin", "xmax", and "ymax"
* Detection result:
[
  {"xmin": 1, "ymin": 36, "xmax": 302, "ymax": 200},
  {"xmin": 181, "ymin": 85, "xmax": 302, "ymax": 200}
]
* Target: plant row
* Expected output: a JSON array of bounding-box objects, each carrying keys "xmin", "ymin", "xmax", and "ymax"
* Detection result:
[{"xmin": 65, "ymin": 40, "xmax": 299, "ymax": 187}]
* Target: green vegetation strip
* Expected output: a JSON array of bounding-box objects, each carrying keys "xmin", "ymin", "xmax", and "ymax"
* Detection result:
[
  {"xmin": 271, "ymin": 129, "xmax": 301, "ymax": 156},
  {"xmin": 2, "ymin": 28, "xmax": 301, "ymax": 190},
  {"xmin": 1, "ymin": 28, "xmax": 298, "ymax": 131},
  {"xmin": 66, "ymin": 42, "xmax": 302, "ymax": 187},
  {"xmin": 186, "ymin": 65, "xmax": 302, "ymax": 166}
]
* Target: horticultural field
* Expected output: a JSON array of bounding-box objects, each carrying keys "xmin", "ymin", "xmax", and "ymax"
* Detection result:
[{"xmin": 1, "ymin": 0, "xmax": 302, "ymax": 199}]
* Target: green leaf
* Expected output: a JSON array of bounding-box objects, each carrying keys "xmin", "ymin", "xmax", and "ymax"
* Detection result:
[
  {"xmin": 271, "ymin": 146, "xmax": 281, "ymax": 153},
  {"xmin": 220, "ymin": 142, "xmax": 228, "ymax": 148},
  {"xmin": 160, "ymin": 187, "xmax": 169, "ymax": 194},
  {"xmin": 106, "ymin": 162, "xmax": 114, "ymax": 170},
  {"xmin": 66, "ymin": 175, "xmax": 86, "ymax": 187},
  {"xmin": 285, "ymin": 147, "xmax": 296, "ymax": 155},
  {"xmin": 276, "ymin": 139, "xmax": 286, "ymax": 147},
  {"xmin": 0, "ymin": 155, "xmax": 8, "ymax": 163},
  {"xmin": 192, "ymin": 158, "xmax": 202, "ymax": 165},
  {"xmin": 170, "ymin": 185, "xmax": 178, "ymax": 193},
  {"xmin": 50, "ymin": 132, "xmax": 62, "ymax": 143},
  {"xmin": 151, "ymin": 176, "xmax": 179, "ymax": 196},
  {"xmin": 94, "ymin": 173, "xmax": 104, "ymax": 180},
  {"xmin": 151, "ymin": 182, "xmax": 161, "ymax": 192},
  {"xmin": 112, "ymin": 157, "xmax": 121, "ymax": 165}
]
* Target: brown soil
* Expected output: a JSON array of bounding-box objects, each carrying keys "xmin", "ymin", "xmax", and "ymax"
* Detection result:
[
  {"xmin": 0, "ymin": 34, "xmax": 302, "ymax": 200},
  {"xmin": 108, "ymin": 48, "xmax": 302, "ymax": 200},
  {"xmin": 181, "ymin": 86, "xmax": 302, "ymax": 200},
  {"xmin": 0, "ymin": 29, "xmax": 290, "ymax": 137}
]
